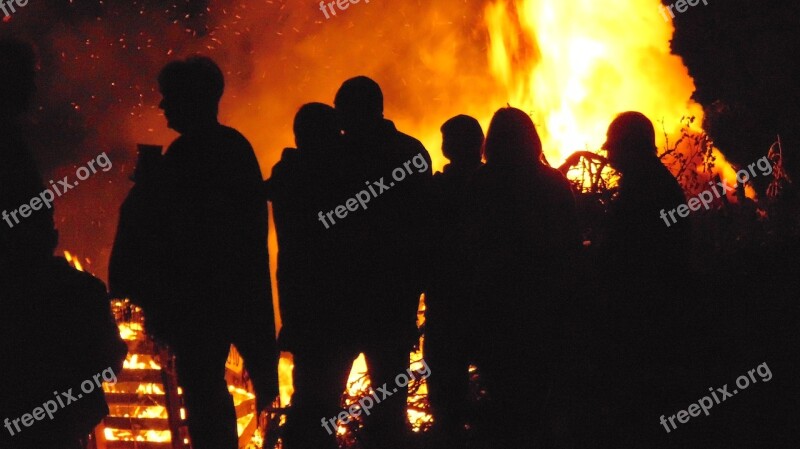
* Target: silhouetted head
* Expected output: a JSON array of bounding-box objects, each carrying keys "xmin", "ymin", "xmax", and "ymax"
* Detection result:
[
  {"xmin": 0, "ymin": 38, "xmax": 36, "ymax": 124},
  {"xmin": 603, "ymin": 111, "xmax": 658, "ymax": 171},
  {"xmin": 441, "ymin": 115, "xmax": 484, "ymax": 166},
  {"xmin": 294, "ymin": 102, "xmax": 340, "ymax": 151},
  {"xmin": 334, "ymin": 76, "xmax": 383, "ymax": 134},
  {"xmin": 484, "ymin": 107, "xmax": 543, "ymax": 166},
  {"xmin": 158, "ymin": 56, "xmax": 224, "ymax": 134}
]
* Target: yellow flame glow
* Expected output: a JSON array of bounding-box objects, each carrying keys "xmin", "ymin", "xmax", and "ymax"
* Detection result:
[{"xmin": 485, "ymin": 0, "xmax": 703, "ymax": 165}]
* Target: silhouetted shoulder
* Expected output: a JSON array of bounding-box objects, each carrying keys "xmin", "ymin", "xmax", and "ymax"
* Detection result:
[
  {"xmin": 268, "ymin": 148, "xmax": 301, "ymax": 198},
  {"xmin": 469, "ymin": 163, "xmax": 491, "ymax": 184},
  {"xmin": 204, "ymin": 125, "xmax": 261, "ymax": 185},
  {"xmin": 396, "ymin": 129, "xmax": 426, "ymax": 153},
  {"xmin": 52, "ymin": 258, "xmax": 107, "ymax": 296},
  {"xmin": 272, "ymin": 148, "xmax": 301, "ymax": 176},
  {"xmin": 218, "ymin": 124, "xmax": 250, "ymax": 142},
  {"xmin": 386, "ymin": 120, "xmax": 431, "ymax": 164},
  {"xmin": 536, "ymin": 164, "xmax": 569, "ymax": 184},
  {"xmin": 540, "ymin": 164, "xmax": 576, "ymax": 199},
  {"xmin": 215, "ymin": 125, "xmax": 255, "ymax": 153},
  {"xmin": 44, "ymin": 259, "xmax": 114, "ymax": 337}
]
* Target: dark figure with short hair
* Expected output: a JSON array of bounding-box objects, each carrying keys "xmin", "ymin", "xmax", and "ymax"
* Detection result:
[
  {"xmin": 596, "ymin": 111, "xmax": 695, "ymax": 447},
  {"xmin": 0, "ymin": 38, "xmax": 127, "ymax": 449},
  {"xmin": 331, "ymin": 76, "xmax": 433, "ymax": 448},
  {"xmin": 468, "ymin": 107, "xmax": 579, "ymax": 447},
  {"xmin": 601, "ymin": 111, "xmax": 690, "ymax": 281},
  {"xmin": 425, "ymin": 114, "xmax": 484, "ymax": 449},
  {"xmin": 267, "ymin": 103, "xmax": 351, "ymax": 449},
  {"xmin": 269, "ymin": 103, "xmax": 345, "ymax": 341},
  {"xmin": 109, "ymin": 56, "xmax": 277, "ymax": 449}
]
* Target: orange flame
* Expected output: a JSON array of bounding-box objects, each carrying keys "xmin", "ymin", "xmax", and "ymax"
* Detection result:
[
  {"xmin": 63, "ymin": 250, "xmax": 84, "ymax": 272},
  {"xmin": 485, "ymin": 0, "xmax": 701, "ymax": 163}
]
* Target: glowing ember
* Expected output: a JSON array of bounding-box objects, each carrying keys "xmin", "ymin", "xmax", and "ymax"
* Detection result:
[
  {"xmin": 278, "ymin": 353, "xmax": 294, "ymax": 407},
  {"xmin": 103, "ymin": 427, "xmax": 172, "ymax": 443},
  {"xmin": 123, "ymin": 353, "xmax": 161, "ymax": 370},
  {"xmin": 117, "ymin": 322, "xmax": 145, "ymax": 341},
  {"xmin": 63, "ymin": 250, "xmax": 84, "ymax": 272}
]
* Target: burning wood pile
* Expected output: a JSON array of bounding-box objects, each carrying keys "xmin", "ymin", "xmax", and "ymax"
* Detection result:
[
  {"xmin": 97, "ymin": 299, "xmax": 189, "ymax": 449},
  {"xmin": 95, "ymin": 299, "xmax": 266, "ymax": 449},
  {"xmin": 61, "ymin": 252, "xmax": 269, "ymax": 448},
  {"xmin": 62, "ymin": 255, "xmax": 433, "ymax": 449},
  {"xmin": 96, "ymin": 299, "xmax": 267, "ymax": 449}
]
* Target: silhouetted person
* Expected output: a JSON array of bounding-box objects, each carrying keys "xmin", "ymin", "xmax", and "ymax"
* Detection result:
[
  {"xmin": 331, "ymin": 76, "xmax": 433, "ymax": 448},
  {"xmin": 267, "ymin": 103, "xmax": 351, "ymax": 449},
  {"xmin": 1, "ymin": 256, "xmax": 128, "ymax": 449},
  {"xmin": 434, "ymin": 115, "xmax": 485, "ymax": 205},
  {"xmin": 601, "ymin": 111, "xmax": 690, "ymax": 284},
  {"xmin": 468, "ymin": 107, "xmax": 579, "ymax": 447},
  {"xmin": 0, "ymin": 38, "xmax": 127, "ymax": 449},
  {"xmin": 269, "ymin": 103, "xmax": 345, "ymax": 339},
  {"xmin": 0, "ymin": 38, "xmax": 57, "ymax": 267},
  {"xmin": 596, "ymin": 111, "xmax": 695, "ymax": 448},
  {"xmin": 425, "ymin": 115, "xmax": 484, "ymax": 449},
  {"xmin": 109, "ymin": 56, "xmax": 277, "ymax": 449}
]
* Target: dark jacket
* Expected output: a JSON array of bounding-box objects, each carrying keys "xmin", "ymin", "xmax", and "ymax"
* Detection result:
[
  {"xmin": 603, "ymin": 156, "xmax": 691, "ymax": 285},
  {"xmin": 0, "ymin": 258, "xmax": 127, "ymax": 447},
  {"xmin": 268, "ymin": 145, "xmax": 347, "ymax": 348},
  {"xmin": 0, "ymin": 129, "xmax": 57, "ymax": 265},
  {"xmin": 469, "ymin": 162, "xmax": 580, "ymax": 342},
  {"xmin": 427, "ymin": 162, "xmax": 484, "ymax": 326},
  {"xmin": 336, "ymin": 119, "xmax": 434, "ymax": 344},
  {"xmin": 109, "ymin": 123, "xmax": 277, "ymax": 400}
]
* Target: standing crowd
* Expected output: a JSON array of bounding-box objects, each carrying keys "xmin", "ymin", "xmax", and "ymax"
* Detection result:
[{"xmin": 3, "ymin": 42, "xmax": 714, "ymax": 449}]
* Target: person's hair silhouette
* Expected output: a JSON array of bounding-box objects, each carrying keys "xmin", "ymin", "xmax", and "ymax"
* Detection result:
[
  {"xmin": 293, "ymin": 102, "xmax": 340, "ymax": 152},
  {"xmin": 602, "ymin": 111, "xmax": 658, "ymax": 172},
  {"xmin": 334, "ymin": 75, "xmax": 383, "ymax": 135},
  {"xmin": 484, "ymin": 107, "xmax": 544, "ymax": 166},
  {"xmin": 441, "ymin": 115, "xmax": 484, "ymax": 166},
  {"xmin": 157, "ymin": 56, "xmax": 225, "ymax": 134}
]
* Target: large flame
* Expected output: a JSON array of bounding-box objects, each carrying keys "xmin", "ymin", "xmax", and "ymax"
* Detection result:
[
  {"xmin": 484, "ymin": 0, "xmax": 704, "ymax": 164},
  {"xmin": 481, "ymin": 0, "xmax": 741, "ymax": 193}
]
